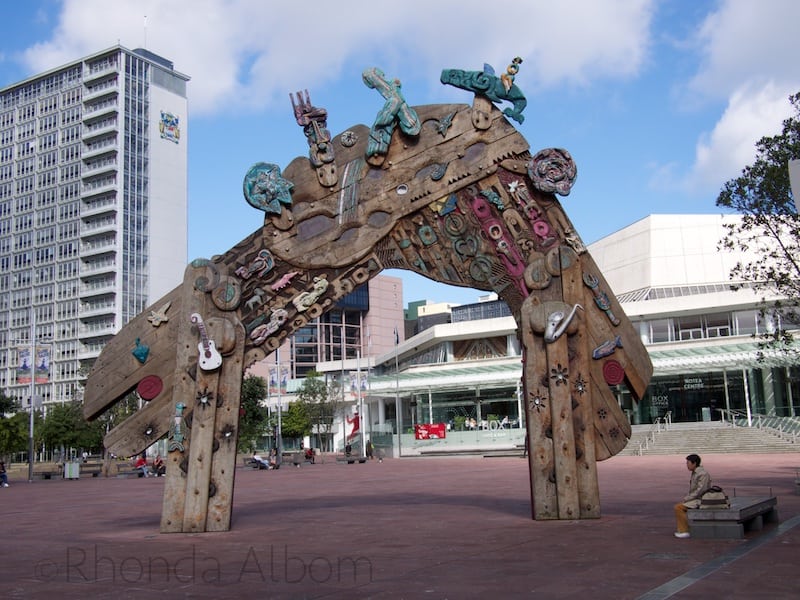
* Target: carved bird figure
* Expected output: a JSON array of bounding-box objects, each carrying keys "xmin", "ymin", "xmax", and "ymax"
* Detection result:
[{"xmin": 147, "ymin": 301, "xmax": 172, "ymax": 327}]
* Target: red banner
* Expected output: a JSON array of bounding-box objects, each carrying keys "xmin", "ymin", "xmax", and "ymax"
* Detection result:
[{"xmin": 414, "ymin": 423, "xmax": 446, "ymax": 439}]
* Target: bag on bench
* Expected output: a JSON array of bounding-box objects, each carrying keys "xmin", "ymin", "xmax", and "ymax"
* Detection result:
[{"xmin": 700, "ymin": 485, "xmax": 730, "ymax": 509}]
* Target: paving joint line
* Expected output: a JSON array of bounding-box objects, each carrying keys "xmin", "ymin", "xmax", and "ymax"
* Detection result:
[{"xmin": 636, "ymin": 514, "xmax": 800, "ymax": 600}]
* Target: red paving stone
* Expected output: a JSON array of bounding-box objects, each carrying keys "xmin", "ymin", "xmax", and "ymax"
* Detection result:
[{"xmin": 3, "ymin": 453, "xmax": 799, "ymax": 599}]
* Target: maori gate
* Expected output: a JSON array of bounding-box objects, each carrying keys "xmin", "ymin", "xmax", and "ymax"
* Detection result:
[{"xmin": 84, "ymin": 61, "xmax": 652, "ymax": 532}]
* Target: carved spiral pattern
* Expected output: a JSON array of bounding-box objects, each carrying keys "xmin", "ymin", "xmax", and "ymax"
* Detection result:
[
  {"xmin": 602, "ymin": 359, "xmax": 625, "ymax": 386},
  {"xmin": 528, "ymin": 148, "xmax": 577, "ymax": 196}
]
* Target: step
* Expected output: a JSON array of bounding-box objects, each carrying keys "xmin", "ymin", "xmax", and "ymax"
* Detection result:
[{"xmin": 620, "ymin": 424, "xmax": 800, "ymax": 456}]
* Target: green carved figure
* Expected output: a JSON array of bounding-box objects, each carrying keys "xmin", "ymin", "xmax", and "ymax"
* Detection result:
[
  {"xmin": 441, "ymin": 61, "xmax": 527, "ymax": 124},
  {"xmin": 362, "ymin": 67, "xmax": 421, "ymax": 165},
  {"xmin": 242, "ymin": 162, "xmax": 294, "ymax": 214}
]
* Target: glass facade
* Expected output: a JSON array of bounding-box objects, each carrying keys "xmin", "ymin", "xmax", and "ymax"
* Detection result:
[
  {"xmin": 292, "ymin": 284, "xmax": 370, "ymax": 377},
  {"xmin": 632, "ymin": 366, "xmax": 800, "ymax": 424},
  {"xmin": 412, "ymin": 386, "xmax": 521, "ymax": 431},
  {"xmin": 637, "ymin": 308, "xmax": 785, "ymax": 345}
]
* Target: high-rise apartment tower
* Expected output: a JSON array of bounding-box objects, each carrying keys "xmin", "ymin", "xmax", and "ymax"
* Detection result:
[{"xmin": 0, "ymin": 45, "xmax": 189, "ymax": 410}]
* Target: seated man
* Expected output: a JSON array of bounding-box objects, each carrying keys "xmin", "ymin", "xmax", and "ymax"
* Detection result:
[{"xmin": 673, "ymin": 453, "xmax": 712, "ymax": 538}]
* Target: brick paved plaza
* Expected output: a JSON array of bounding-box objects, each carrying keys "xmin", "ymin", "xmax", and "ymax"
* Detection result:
[{"xmin": 4, "ymin": 453, "xmax": 799, "ymax": 599}]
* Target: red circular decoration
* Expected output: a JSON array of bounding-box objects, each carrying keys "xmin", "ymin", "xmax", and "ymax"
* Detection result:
[
  {"xmin": 137, "ymin": 375, "xmax": 163, "ymax": 400},
  {"xmin": 602, "ymin": 360, "xmax": 625, "ymax": 386},
  {"xmin": 532, "ymin": 220, "xmax": 550, "ymax": 237}
]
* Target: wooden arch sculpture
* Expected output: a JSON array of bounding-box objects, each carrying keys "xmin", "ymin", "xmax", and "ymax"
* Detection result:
[{"xmin": 84, "ymin": 63, "xmax": 652, "ymax": 533}]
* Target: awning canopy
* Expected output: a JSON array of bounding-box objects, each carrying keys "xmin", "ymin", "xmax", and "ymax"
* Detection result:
[
  {"xmin": 366, "ymin": 360, "xmax": 522, "ymax": 396},
  {"xmin": 291, "ymin": 341, "xmax": 800, "ymax": 400},
  {"xmin": 648, "ymin": 341, "xmax": 799, "ymax": 375}
]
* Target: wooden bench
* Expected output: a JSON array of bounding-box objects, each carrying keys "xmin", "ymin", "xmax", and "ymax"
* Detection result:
[
  {"xmin": 335, "ymin": 453, "xmax": 367, "ymax": 464},
  {"xmin": 106, "ymin": 461, "xmax": 144, "ymax": 478},
  {"xmin": 285, "ymin": 451, "xmax": 317, "ymax": 466},
  {"xmin": 80, "ymin": 463, "xmax": 103, "ymax": 477},
  {"xmin": 32, "ymin": 463, "xmax": 67, "ymax": 479},
  {"xmin": 688, "ymin": 496, "xmax": 778, "ymax": 539}
]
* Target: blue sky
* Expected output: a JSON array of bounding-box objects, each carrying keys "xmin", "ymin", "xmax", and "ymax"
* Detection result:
[{"xmin": 2, "ymin": 0, "xmax": 799, "ymax": 306}]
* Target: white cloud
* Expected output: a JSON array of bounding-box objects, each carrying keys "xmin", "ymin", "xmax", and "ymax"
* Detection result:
[
  {"xmin": 688, "ymin": 81, "xmax": 794, "ymax": 191},
  {"xmin": 689, "ymin": 0, "xmax": 800, "ymax": 101},
  {"xmin": 20, "ymin": 0, "xmax": 656, "ymax": 116},
  {"xmin": 673, "ymin": 0, "xmax": 800, "ymax": 194}
]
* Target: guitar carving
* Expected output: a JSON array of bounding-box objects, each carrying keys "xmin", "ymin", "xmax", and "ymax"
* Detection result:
[{"xmin": 190, "ymin": 313, "xmax": 223, "ymax": 371}]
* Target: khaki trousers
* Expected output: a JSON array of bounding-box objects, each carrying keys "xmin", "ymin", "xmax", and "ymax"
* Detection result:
[{"xmin": 674, "ymin": 502, "xmax": 690, "ymax": 533}]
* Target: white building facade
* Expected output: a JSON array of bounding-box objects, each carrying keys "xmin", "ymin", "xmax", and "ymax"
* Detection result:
[
  {"xmin": 0, "ymin": 45, "xmax": 189, "ymax": 410},
  {"xmin": 590, "ymin": 214, "xmax": 800, "ymax": 424},
  {"xmin": 348, "ymin": 214, "xmax": 800, "ymax": 456}
]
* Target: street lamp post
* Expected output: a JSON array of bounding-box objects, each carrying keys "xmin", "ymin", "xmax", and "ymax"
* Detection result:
[
  {"xmin": 394, "ymin": 326, "xmax": 402, "ymax": 457},
  {"xmin": 356, "ymin": 350, "xmax": 364, "ymax": 458},
  {"xmin": 275, "ymin": 348, "xmax": 283, "ymax": 467},
  {"xmin": 27, "ymin": 304, "xmax": 36, "ymax": 483}
]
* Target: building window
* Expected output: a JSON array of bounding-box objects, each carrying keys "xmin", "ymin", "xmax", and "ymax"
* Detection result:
[
  {"xmin": 705, "ymin": 314, "xmax": 731, "ymax": 338},
  {"xmin": 18, "ymin": 103, "xmax": 36, "ymax": 121},
  {"xmin": 40, "ymin": 113, "xmax": 58, "ymax": 132},
  {"xmin": 16, "ymin": 176, "xmax": 34, "ymax": 195},
  {"xmin": 61, "ymin": 106, "xmax": 81, "ymax": 125},
  {"xmin": 676, "ymin": 315, "xmax": 704, "ymax": 341},
  {"xmin": 16, "ymin": 157, "xmax": 35, "ymax": 176},
  {"xmin": 39, "ymin": 132, "xmax": 57, "ymax": 150},
  {"xmin": 647, "ymin": 318, "xmax": 674, "ymax": 344},
  {"xmin": 733, "ymin": 310, "xmax": 758, "ymax": 336},
  {"xmin": 39, "ymin": 95, "xmax": 58, "ymax": 114},
  {"xmin": 61, "ymin": 87, "xmax": 81, "ymax": 106},
  {"xmin": 17, "ymin": 121, "xmax": 35, "ymax": 140},
  {"xmin": 61, "ymin": 125, "xmax": 80, "ymax": 143}
]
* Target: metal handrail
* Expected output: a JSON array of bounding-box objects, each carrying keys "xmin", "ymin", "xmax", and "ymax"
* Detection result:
[
  {"xmin": 637, "ymin": 417, "xmax": 665, "ymax": 456},
  {"xmin": 719, "ymin": 409, "xmax": 800, "ymax": 444}
]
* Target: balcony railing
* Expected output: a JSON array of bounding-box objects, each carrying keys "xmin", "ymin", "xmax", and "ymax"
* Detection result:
[{"xmin": 83, "ymin": 78, "xmax": 119, "ymax": 101}]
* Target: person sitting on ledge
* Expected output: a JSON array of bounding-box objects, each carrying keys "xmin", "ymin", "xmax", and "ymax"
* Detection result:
[
  {"xmin": 134, "ymin": 453, "xmax": 151, "ymax": 478},
  {"xmin": 673, "ymin": 453, "xmax": 712, "ymax": 539},
  {"xmin": 252, "ymin": 452, "xmax": 271, "ymax": 470},
  {"xmin": 153, "ymin": 454, "xmax": 166, "ymax": 477}
]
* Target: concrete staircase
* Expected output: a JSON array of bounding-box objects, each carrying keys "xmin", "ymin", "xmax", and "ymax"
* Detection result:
[{"xmin": 619, "ymin": 421, "xmax": 800, "ymax": 456}]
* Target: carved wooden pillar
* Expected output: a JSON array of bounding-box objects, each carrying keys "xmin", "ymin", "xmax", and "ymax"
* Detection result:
[
  {"xmin": 522, "ymin": 246, "xmax": 601, "ymax": 519},
  {"xmin": 161, "ymin": 263, "xmax": 245, "ymax": 533}
]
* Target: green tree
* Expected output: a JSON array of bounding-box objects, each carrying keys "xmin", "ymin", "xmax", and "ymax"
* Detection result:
[
  {"xmin": 0, "ymin": 391, "xmax": 33, "ymax": 461},
  {"xmin": 0, "ymin": 412, "xmax": 28, "ymax": 461},
  {"xmin": 40, "ymin": 401, "xmax": 103, "ymax": 456},
  {"xmin": 280, "ymin": 400, "xmax": 311, "ymax": 441},
  {"xmin": 96, "ymin": 393, "xmax": 140, "ymax": 438},
  {"xmin": 297, "ymin": 371, "xmax": 344, "ymax": 451},
  {"xmin": 238, "ymin": 375, "xmax": 269, "ymax": 452},
  {"xmin": 0, "ymin": 390, "xmax": 19, "ymax": 416},
  {"xmin": 717, "ymin": 91, "xmax": 800, "ymax": 349}
]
